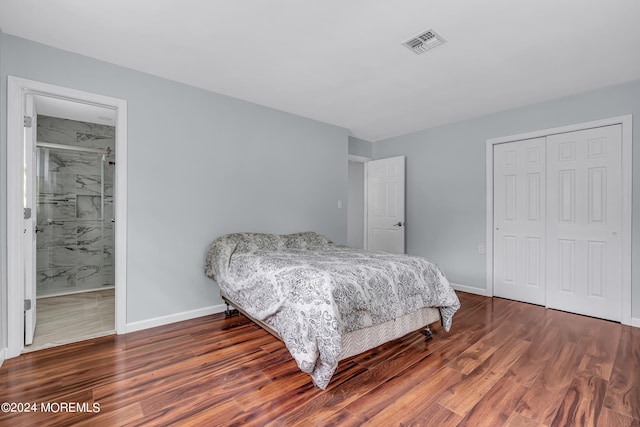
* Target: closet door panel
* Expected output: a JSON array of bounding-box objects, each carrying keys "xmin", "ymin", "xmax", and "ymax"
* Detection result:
[
  {"xmin": 493, "ymin": 138, "xmax": 546, "ymax": 305},
  {"xmin": 546, "ymin": 124, "xmax": 622, "ymax": 321}
]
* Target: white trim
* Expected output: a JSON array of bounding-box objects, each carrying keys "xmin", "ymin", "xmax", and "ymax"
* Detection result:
[
  {"xmin": 348, "ymin": 154, "xmax": 371, "ymax": 163},
  {"xmin": 450, "ymin": 283, "xmax": 492, "ymax": 297},
  {"xmin": 485, "ymin": 115, "xmax": 633, "ymax": 325},
  {"xmin": 114, "ymin": 92, "xmax": 128, "ymax": 335},
  {"xmin": 126, "ymin": 305, "xmax": 226, "ymax": 333},
  {"xmin": 487, "ymin": 116, "xmax": 632, "ymax": 144},
  {"xmin": 6, "ymin": 76, "xmax": 128, "ymax": 358},
  {"xmin": 485, "ymin": 136, "xmax": 495, "ymax": 298},
  {"xmin": 632, "ymin": 318, "xmax": 640, "ymax": 328},
  {"xmin": 0, "ymin": 347, "xmax": 6, "ymax": 367},
  {"xmin": 620, "ymin": 118, "xmax": 633, "ymax": 326},
  {"xmin": 6, "ymin": 78, "xmax": 24, "ymax": 358}
]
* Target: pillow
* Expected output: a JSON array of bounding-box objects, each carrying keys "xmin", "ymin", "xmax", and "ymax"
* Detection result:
[
  {"xmin": 205, "ymin": 232, "xmax": 279, "ymax": 280},
  {"xmin": 205, "ymin": 231, "xmax": 334, "ymax": 280},
  {"xmin": 282, "ymin": 232, "xmax": 333, "ymax": 249}
]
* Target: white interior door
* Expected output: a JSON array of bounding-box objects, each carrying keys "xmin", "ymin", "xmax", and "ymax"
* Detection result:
[
  {"xmin": 24, "ymin": 94, "xmax": 38, "ymax": 345},
  {"xmin": 366, "ymin": 156, "xmax": 405, "ymax": 253},
  {"xmin": 493, "ymin": 137, "xmax": 546, "ymax": 305},
  {"xmin": 546, "ymin": 125, "xmax": 622, "ymax": 321}
]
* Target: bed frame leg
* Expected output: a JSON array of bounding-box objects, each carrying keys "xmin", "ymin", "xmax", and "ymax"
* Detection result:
[
  {"xmin": 224, "ymin": 302, "xmax": 239, "ymax": 317},
  {"xmin": 421, "ymin": 326, "xmax": 433, "ymax": 341}
]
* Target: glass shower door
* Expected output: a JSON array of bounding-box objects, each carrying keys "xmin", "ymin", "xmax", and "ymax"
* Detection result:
[{"xmin": 35, "ymin": 143, "xmax": 114, "ymax": 297}]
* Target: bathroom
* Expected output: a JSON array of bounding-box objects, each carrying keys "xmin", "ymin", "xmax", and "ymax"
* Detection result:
[{"xmin": 28, "ymin": 114, "xmax": 116, "ymax": 350}]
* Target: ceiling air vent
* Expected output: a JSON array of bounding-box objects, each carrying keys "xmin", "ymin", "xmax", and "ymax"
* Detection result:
[{"xmin": 403, "ymin": 29, "xmax": 446, "ymax": 54}]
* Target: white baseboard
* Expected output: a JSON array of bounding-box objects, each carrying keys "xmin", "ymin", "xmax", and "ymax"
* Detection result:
[
  {"xmin": 126, "ymin": 304, "xmax": 227, "ymax": 333},
  {"xmin": 450, "ymin": 283, "xmax": 491, "ymax": 297},
  {"xmin": 631, "ymin": 317, "xmax": 640, "ymax": 328}
]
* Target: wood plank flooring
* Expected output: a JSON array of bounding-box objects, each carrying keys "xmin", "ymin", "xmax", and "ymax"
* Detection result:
[{"xmin": 0, "ymin": 292, "xmax": 638, "ymax": 426}]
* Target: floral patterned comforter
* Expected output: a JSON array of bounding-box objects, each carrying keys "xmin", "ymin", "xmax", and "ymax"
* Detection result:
[{"xmin": 204, "ymin": 232, "xmax": 460, "ymax": 389}]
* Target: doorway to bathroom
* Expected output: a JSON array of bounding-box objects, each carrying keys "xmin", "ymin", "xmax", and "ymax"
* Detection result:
[
  {"xmin": 27, "ymin": 113, "xmax": 117, "ymax": 351},
  {"xmin": 6, "ymin": 76, "xmax": 128, "ymax": 358}
]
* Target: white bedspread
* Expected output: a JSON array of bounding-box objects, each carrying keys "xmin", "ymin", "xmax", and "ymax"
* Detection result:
[{"xmin": 205, "ymin": 232, "xmax": 460, "ymax": 389}]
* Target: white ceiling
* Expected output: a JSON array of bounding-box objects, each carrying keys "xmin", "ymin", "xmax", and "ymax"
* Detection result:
[{"xmin": 1, "ymin": 0, "xmax": 639, "ymax": 141}]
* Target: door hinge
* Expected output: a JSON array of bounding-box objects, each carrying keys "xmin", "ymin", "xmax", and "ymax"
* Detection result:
[
  {"xmin": 24, "ymin": 299, "xmax": 32, "ymax": 311},
  {"xmin": 24, "ymin": 207, "xmax": 32, "ymax": 219},
  {"xmin": 24, "ymin": 115, "xmax": 33, "ymax": 128}
]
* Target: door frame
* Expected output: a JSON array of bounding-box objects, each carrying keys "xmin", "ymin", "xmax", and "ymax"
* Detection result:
[
  {"xmin": 23, "ymin": 94, "xmax": 37, "ymax": 345},
  {"xmin": 6, "ymin": 76, "xmax": 128, "ymax": 357},
  {"xmin": 485, "ymin": 114, "xmax": 632, "ymax": 325}
]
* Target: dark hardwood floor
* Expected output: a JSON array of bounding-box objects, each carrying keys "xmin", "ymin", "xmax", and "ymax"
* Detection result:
[{"xmin": 0, "ymin": 292, "xmax": 638, "ymax": 426}]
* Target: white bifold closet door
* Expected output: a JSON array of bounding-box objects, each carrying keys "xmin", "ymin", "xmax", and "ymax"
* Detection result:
[
  {"xmin": 546, "ymin": 125, "xmax": 622, "ymax": 321},
  {"xmin": 494, "ymin": 124, "xmax": 623, "ymax": 322},
  {"xmin": 494, "ymin": 137, "xmax": 546, "ymax": 306}
]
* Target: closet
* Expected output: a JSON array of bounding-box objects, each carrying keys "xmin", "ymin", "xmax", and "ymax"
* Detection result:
[{"xmin": 493, "ymin": 123, "xmax": 623, "ymax": 322}]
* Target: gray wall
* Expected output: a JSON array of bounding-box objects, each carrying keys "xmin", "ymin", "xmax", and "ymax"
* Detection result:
[
  {"xmin": 373, "ymin": 79, "xmax": 640, "ymax": 319},
  {"xmin": 347, "ymin": 137, "xmax": 370, "ymax": 251},
  {"xmin": 348, "ymin": 136, "xmax": 372, "ymax": 158},
  {"xmin": 347, "ymin": 161, "xmax": 364, "ymax": 249},
  {"xmin": 0, "ymin": 35, "xmax": 348, "ymax": 332}
]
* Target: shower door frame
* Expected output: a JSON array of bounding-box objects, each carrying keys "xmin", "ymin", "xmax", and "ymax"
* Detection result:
[
  {"xmin": 34, "ymin": 141, "xmax": 113, "ymax": 297},
  {"xmin": 6, "ymin": 76, "xmax": 128, "ymax": 358}
]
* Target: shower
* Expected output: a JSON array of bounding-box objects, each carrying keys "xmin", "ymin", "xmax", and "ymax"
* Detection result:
[{"xmin": 35, "ymin": 117, "xmax": 116, "ymax": 297}]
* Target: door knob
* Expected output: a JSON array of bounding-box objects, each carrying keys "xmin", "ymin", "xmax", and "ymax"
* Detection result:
[{"xmin": 394, "ymin": 221, "xmax": 404, "ymax": 227}]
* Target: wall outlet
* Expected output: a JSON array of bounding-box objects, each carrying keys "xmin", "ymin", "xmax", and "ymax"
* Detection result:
[
  {"xmin": 337, "ymin": 200, "xmax": 343, "ymax": 209},
  {"xmin": 478, "ymin": 244, "xmax": 485, "ymax": 254}
]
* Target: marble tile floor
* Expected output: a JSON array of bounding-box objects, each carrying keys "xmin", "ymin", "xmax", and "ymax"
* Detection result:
[{"xmin": 23, "ymin": 289, "xmax": 115, "ymax": 353}]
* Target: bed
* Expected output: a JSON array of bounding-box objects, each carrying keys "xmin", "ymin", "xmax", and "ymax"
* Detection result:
[{"xmin": 204, "ymin": 231, "xmax": 460, "ymax": 389}]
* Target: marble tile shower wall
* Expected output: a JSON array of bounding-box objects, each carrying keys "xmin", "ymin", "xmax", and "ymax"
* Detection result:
[{"xmin": 36, "ymin": 116, "xmax": 115, "ymax": 297}]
